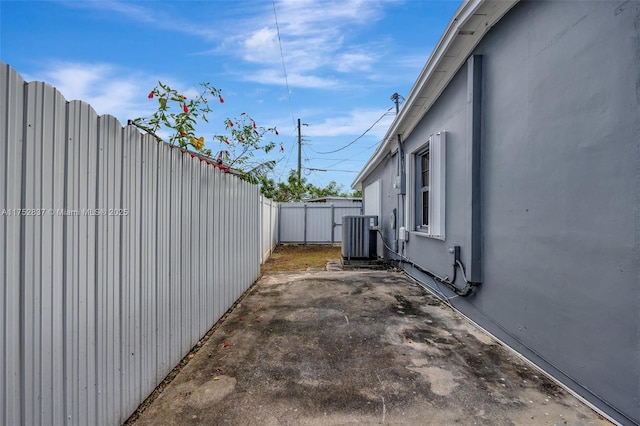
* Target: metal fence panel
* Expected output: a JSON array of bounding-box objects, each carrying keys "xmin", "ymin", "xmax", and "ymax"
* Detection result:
[
  {"xmin": 306, "ymin": 206, "xmax": 332, "ymax": 242},
  {"xmin": 260, "ymin": 196, "xmax": 278, "ymax": 263},
  {"xmin": 0, "ymin": 63, "xmax": 24, "ymax": 426},
  {"xmin": 95, "ymin": 114, "xmax": 123, "ymax": 426},
  {"xmin": 278, "ymin": 203, "xmax": 362, "ymax": 244},
  {"xmin": 278, "ymin": 204, "xmax": 307, "ymax": 243},
  {"xmin": 22, "ymin": 79, "xmax": 69, "ymax": 426},
  {"xmin": 0, "ymin": 63, "xmax": 266, "ymax": 426},
  {"xmin": 156, "ymin": 138, "xmax": 171, "ymax": 392},
  {"xmin": 66, "ymin": 99, "xmax": 100, "ymax": 426}
]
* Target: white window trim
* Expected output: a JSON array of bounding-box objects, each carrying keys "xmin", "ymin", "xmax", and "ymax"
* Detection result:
[{"xmin": 406, "ymin": 131, "xmax": 446, "ymax": 240}]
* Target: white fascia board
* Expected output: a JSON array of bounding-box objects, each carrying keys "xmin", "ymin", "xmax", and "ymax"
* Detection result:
[{"xmin": 352, "ymin": 0, "xmax": 519, "ymax": 190}]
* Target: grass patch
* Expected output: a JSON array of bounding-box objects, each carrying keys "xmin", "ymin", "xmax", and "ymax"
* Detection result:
[{"xmin": 261, "ymin": 244, "xmax": 341, "ymax": 273}]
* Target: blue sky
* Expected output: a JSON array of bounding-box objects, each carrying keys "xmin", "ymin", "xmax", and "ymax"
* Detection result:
[{"xmin": 1, "ymin": 0, "xmax": 461, "ymax": 191}]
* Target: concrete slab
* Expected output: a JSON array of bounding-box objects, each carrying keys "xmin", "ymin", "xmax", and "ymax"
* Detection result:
[{"xmin": 128, "ymin": 270, "xmax": 611, "ymax": 425}]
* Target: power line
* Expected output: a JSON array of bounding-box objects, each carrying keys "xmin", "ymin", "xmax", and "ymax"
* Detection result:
[
  {"xmin": 323, "ymin": 138, "xmax": 384, "ymax": 169},
  {"xmin": 272, "ymin": 0, "xmax": 296, "ymax": 129},
  {"xmin": 324, "ymin": 157, "xmax": 364, "ymax": 169},
  {"xmin": 310, "ymin": 107, "xmax": 394, "ymax": 155},
  {"xmin": 305, "ymin": 143, "xmax": 329, "ymax": 154},
  {"xmin": 306, "ymin": 157, "xmax": 364, "ymax": 162},
  {"xmin": 305, "ymin": 167, "xmax": 359, "ymax": 174},
  {"xmin": 272, "ymin": 0, "xmax": 300, "ymax": 182}
]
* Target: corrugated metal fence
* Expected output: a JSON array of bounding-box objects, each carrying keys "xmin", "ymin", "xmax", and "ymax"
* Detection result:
[
  {"xmin": 278, "ymin": 202, "xmax": 362, "ymax": 244},
  {"xmin": 0, "ymin": 63, "xmax": 272, "ymax": 426},
  {"xmin": 260, "ymin": 196, "xmax": 278, "ymax": 262}
]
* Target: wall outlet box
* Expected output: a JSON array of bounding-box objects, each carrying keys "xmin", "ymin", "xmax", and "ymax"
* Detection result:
[{"xmin": 399, "ymin": 227, "xmax": 408, "ymax": 241}]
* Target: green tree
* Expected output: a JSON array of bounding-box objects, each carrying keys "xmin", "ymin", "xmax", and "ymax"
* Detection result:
[
  {"xmin": 259, "ymin": 170, "xmax": 309, "ymax": 202},
  {"xmin": 259, "ymin": 170, "xmax": 360, "ymax": 202},
  {"xmin": 307, "ymin": 180, "xmax": 349, "ymax": 199}
]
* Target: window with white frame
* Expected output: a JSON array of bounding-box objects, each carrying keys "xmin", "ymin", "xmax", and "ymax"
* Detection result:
[
  {"xmin": 419, "ymin": 148, "xmax": 430, "ymax": 229},
  {"xmin": 406, "ymin": 131, "xmax": 446, "ymax": 239}
]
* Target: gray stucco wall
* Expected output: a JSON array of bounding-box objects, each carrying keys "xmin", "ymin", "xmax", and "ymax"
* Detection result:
[{"xmin": 362, "ymin": 1, "xmax": 640, "ymax": 424}]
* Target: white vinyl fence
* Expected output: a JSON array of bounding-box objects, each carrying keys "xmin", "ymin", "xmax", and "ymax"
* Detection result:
[
  {"xmin": 278, "ymin": 202, "xmax": 362, "ymax": 244},
  {"xmin": 0, "ymin": 62, "xmax": 274, "ymax": 426}
]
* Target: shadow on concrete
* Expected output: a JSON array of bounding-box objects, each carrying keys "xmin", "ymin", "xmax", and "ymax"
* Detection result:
[{"xmin": 128, "ymin": 269, "xmax": 611, "ymax": 426}]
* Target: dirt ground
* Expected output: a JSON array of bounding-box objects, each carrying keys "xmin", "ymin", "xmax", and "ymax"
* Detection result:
[
  {"xmin": 126, "ymin": 246, "xmax": 611, "ymax": 426},
  {"xmin": 260, "ymin": 244, "xmax": 342, "ymax": 273}
]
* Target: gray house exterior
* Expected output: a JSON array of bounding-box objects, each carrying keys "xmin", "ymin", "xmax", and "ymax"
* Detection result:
[{"xmin": 353, "ymin": 1, "xmax": 639, "ymax": 424}]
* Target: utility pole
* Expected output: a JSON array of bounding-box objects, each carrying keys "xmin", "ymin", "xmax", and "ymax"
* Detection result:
[
  {"xmin": 391, "ymin": 92, "xmax": 401, "ymax": 114},
  {"xmin": 297, "ymin": 118, "xmax": 302, "ymax": 183}
]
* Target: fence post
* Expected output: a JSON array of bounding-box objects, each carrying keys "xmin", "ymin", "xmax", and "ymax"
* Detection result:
[
  {"xmin": 259, "ymin": 195, "xmax": 263, "ymax": 264},
  {"xmin": 303, "ymin": 203, "xmax": 307, "ymax": 245},
  {"xmin": 268, "ymin": 199, "xmax": 272, "ymax": 252},
  {"xmin": 274, "ymin": 199, "xmax": 278, "ymax": 247},
  {"xmin": 269, "ymin": 198, "xmax": 274, "ymax": 256},
  {"xmin": 331, "ymin": 203, "xmax": 335, "ymax": 245}
]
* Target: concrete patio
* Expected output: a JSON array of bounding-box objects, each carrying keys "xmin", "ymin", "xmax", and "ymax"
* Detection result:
[{"xmin": 127, "ymin": 269, "xmax": 611, "ymax": 425}]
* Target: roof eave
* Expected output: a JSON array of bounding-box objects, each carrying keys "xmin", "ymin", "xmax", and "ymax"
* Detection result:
[{"xmin": 352, "ymin": 0, "xmax": 519, "ymax": 190}]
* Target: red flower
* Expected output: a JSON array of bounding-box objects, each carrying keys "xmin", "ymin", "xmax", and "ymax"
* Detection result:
[
  {"xmin": 147, "ymin": 91, "xmax": 154, "ymax": 99},
  {"xmin": 241, "ymin": 112, "xmax": 246, "ymax": 115},
  {"xmin": 229, "ymin": 121, "xmax": 234, "ymax": 127},
  {"xmin": 240, "ymin": 136, "xmax": 245, "ymax": 141},
  {"xmin": 253, "ymin": 121, "xmax": 256, "ymax": 128},
  {"xmin": 181, "ymin": 131, "xmax": 187, "ymax": 136},
  {"xmin": 223, "ymin": 342, "xmax": 230, "ymax": 348},
  {"xmin": 183, "ymin": 104, "xmax": 189, "ymax": 113},
  {"xmin": 225, "ymin": 139, "xmax": 230, "ymax": 145},
  {"xmin": 275, "ymin": 129, "xmax": 279, "ymax": 136},
  {"xmin": 280, "ymin": 144, "xmax": 285, "ymax": 152},
  {"xmin": 219, "ymin": 96, "xmax": 224, "ymax": 104},
  {"xmin": 183, "ymin": 96, "xmax": 187, "ymax": 100}
]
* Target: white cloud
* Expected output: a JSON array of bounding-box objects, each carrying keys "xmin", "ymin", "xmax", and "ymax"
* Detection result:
[
  {"xmin": 24, "ymin": 61, "xmax": 171, "ymax": 125},
  {"xmin": 61, "ymin": 0, "xmax": 402, "ymax": 90},
  {"xmin": 305, "ymin": 108, "xmax": 395, "ymax": 139},
  {"xmin": 335, "ymin": 52, "xmax": 377, "ymax": 73},
  {"xmin": 61, "ymin": 0, "xmax": 221, "ymax": 40},
  {"xmin": 38, "ymin": 63, "xmax": 112, "ymax": 102},
  {"xmin": 221, "ymin": 0, "xmax": 394, "ymax": 88},
  {"xmin": 275, "ymin": 0, "xmax": 385, "ymax": 33},
  {"xmin": 243, "ymin": 69, "xmax": 339, "ymax": 89},
  {"xmin": 242, "ymin": 27, "xmax": 280, "ymax": 63}
]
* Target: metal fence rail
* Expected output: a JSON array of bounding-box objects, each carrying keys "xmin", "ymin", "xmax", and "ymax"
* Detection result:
[
  {"xmin": 0, "ymin": 62, "xmax": 265, "ymax": 426},
  {"xmin": 278, "ymin": 202, "xmax": 362, "ymax": 244}
]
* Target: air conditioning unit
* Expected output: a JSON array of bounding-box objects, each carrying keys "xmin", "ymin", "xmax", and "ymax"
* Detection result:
[{"xmin": 342, "ymin": 215, "xmax": 378, "ymax": 262}]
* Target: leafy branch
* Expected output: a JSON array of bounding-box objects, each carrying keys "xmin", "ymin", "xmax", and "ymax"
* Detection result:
[{"xmin": 132, "ymin": 81, "xmax": 281, "ymax": 183}]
